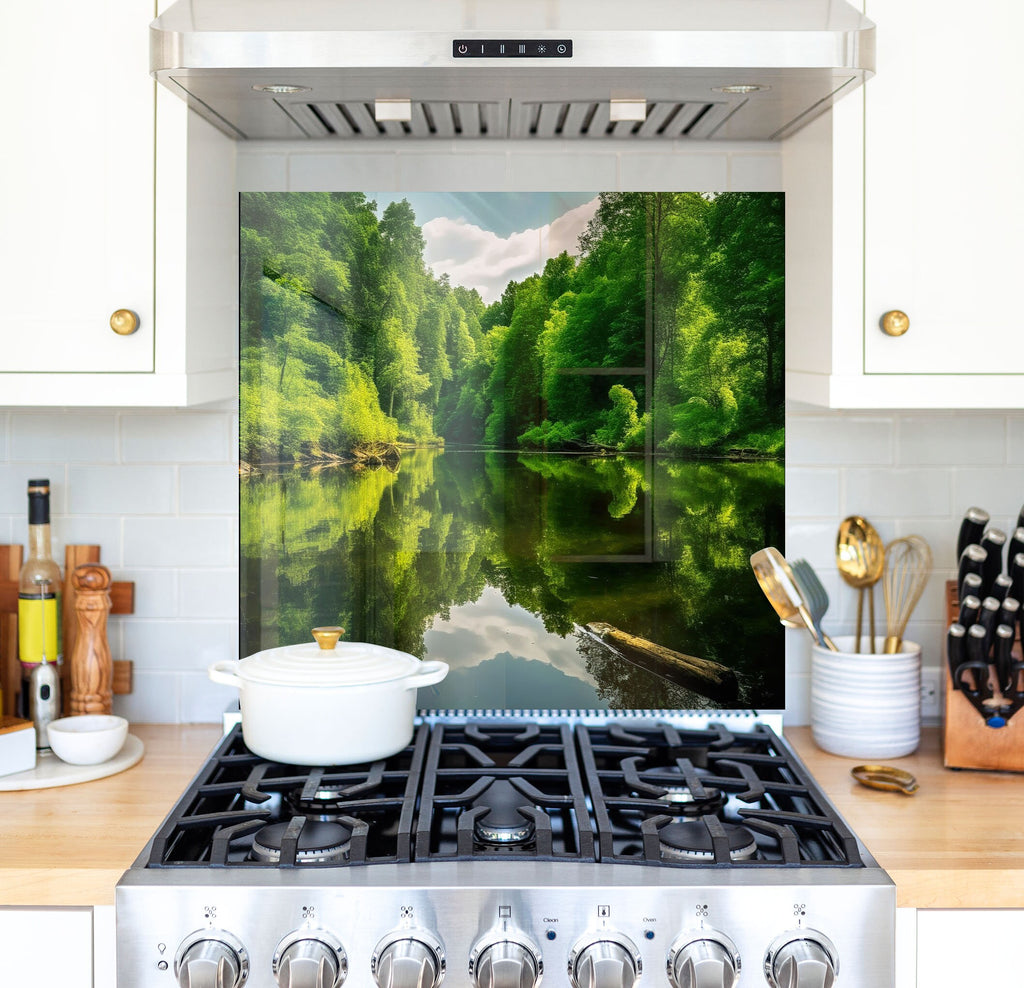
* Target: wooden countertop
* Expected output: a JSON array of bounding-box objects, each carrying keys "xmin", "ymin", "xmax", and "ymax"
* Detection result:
[
  {"xmin": 1, "ymin": 724, "xmax": 1020, "ymax": 909},
  {"xmin": 787, "ymin": 726, "xmax": 1024, "ymax": 909},
  {"xmin": 0, "ymin": 724, "xmax": 221, "ymax": 907}
]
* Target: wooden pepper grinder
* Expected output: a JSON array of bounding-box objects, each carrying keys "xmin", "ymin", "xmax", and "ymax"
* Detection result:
[{"xmin": 69, "ymin": 563, "xmax": 113, "ymax": 715}]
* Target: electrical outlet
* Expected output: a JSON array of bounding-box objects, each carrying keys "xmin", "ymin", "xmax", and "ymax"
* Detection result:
[{"xmin": 920, "ymin": 667, "xmax": 942, "ymax": 720}]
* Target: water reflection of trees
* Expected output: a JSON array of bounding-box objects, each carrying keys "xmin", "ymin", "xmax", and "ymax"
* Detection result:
[{"xmin": 240, "ymin": 449, "xmax": 784, "ymax": 708}]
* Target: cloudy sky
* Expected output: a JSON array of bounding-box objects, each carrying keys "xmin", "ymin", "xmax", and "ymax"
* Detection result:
[{"xmin": 373, "ymin": 192, "xmax": 600, "ymax": 303}]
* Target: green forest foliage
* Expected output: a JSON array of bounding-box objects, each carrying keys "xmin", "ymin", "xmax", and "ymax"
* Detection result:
[{"xmin": 239, "ymin": 191, "xmax": 784, "ymax": 464}]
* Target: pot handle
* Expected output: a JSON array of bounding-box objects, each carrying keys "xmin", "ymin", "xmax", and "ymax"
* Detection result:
[
  {"xmin": 208, "ymin": 660, "xmax": 243, "ymax": 689},
  {"xmin": 405, "ymin": 660, "xmax": 449, "ymax": 691}
]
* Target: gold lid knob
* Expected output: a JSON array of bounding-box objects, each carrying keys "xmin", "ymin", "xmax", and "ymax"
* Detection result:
[
  {"xmin": 311, "ymin": 626, "xmax": 345, "ymax": 650},
  {"xmin": 110, "ymin": 309, "xmax": 140, "ymax": 336},
  {"xmin": 880, "ymin": 310, "xmax": 910, "ymax": 337}
]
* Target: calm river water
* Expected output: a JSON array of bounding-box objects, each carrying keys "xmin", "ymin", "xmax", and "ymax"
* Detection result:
[{"xmin": 240, "ymin": 449, "xmax": 785, "ymax": 710}]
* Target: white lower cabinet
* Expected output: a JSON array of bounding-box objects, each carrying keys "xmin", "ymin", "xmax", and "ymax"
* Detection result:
[
  {"xmin": 916, "ymin": 910, "xmax": 1023, "ymax": 985},
  {"xmin": 0, "ymin": 907, "xmax": 94, "ymax": 988}
]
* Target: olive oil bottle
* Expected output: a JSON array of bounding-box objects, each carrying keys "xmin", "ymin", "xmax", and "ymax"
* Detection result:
[{"xmin": 18, "ymin": 479, "xmax": 62, "ymax": 728}]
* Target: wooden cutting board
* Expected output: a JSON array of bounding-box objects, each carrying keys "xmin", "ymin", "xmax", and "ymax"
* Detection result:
[{"xmin": 0, "ymin": 733, "xmax": 143, "ymax": 791}]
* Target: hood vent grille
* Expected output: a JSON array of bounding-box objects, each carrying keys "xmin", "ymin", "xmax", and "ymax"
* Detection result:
[{"xmin": 279, "ymin": 98, "xmax": 736, "ymax": 140}]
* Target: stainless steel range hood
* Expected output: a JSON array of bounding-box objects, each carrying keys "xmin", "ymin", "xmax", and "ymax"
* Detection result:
[{"xmin": 151, "ymin": 0, "xmax": 874, "ymax": 142}]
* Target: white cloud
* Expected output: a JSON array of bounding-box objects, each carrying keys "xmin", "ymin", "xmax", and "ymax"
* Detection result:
[{"xmin": 420, "ymin": 197, "xmax": 599, "ymax": 303}]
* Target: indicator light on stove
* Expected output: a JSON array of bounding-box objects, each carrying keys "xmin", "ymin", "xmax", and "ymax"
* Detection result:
[
  {"xmin": 174, "ymin": 930, "xmax": 249, "ymax": 988},
  {"xmin": 667, "ymin": 932, "xmax": 740, "ymax": 988},
  {"xmin": 567, "ymin": 933, "xmax": 641, "ymax": 988},
  {"xmin": 273, "ymin": 931, "xmax": 347, "ymax": 988},
  {"xmin": 763, "ymin": 931, "xmax": 838, "ymax": 988}
]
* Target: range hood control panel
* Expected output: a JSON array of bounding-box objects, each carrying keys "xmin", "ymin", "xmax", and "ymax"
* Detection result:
[{"xmin": 452, "ymin": 40, "xmax": 573, "ymax": 58}]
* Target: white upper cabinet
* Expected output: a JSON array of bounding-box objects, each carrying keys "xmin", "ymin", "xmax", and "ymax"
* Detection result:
[
  {"xmin": 784, "ymin": 0, "xmax": 1024, "ymax": 408},
  {"xmin": 0, "ymin": 0, "xmax": 237, "ymax": 406}
]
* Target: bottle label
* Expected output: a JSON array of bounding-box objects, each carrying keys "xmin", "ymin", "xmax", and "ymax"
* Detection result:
[{"xmin": 18, "ymin": 594, "xmax": 61, "ymax": 666}]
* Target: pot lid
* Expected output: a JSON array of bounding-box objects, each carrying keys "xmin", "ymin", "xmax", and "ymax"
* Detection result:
[{"xmin": 238, "ymin": 628, "xmax": 423, "ymax": 687}]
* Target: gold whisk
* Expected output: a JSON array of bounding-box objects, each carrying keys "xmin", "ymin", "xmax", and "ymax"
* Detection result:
[{"xmin": 882, "ymin": 535, "xmax": 933, "ymax": 654}]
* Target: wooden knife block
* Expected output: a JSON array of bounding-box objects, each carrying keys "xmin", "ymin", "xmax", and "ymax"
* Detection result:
[
  {"xmin": 943, "ymin": 580, "xmax": 1024, "ymax": 771},
  {"xmin": 0, "ymin": 544, "xmax": 134, "ymax": 718}
]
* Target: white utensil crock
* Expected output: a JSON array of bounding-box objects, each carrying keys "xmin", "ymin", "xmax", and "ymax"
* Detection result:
[
  {"xmin": 810, "ymin": 635, "xmax": 921, "ymax": 759},
  {"xmin": 209, "ymin": 637, "xmax": 448, "ymax": 765}
]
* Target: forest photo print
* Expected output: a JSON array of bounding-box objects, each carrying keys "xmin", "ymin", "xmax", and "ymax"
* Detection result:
[{"xmin": 240, "ymin": 191, "xmax": 785, "ymax": 711}]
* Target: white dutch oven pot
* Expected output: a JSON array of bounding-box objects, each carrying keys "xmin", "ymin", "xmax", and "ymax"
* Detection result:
[{"xmin": 209, "ymin": 627, "xmax": 448, "ymax": 765}]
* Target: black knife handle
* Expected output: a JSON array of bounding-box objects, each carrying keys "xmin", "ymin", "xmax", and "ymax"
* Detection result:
[
  {"xmin": 1011, "ymin": 552, "xmax": 1024, "ymax": 605},
  {"xmin": 947, "ymin": 622, "xmax": 967, "ymax": 688},
  {"xmin": 1009, "ymin": 527, "xmax": 1024, "ymax": 568},
  {"xmin": 978, "ymin": 595, "xmax": 1002, "ymax": 647},
  {"xmin": 958, "ymin": 507, "xmax": 990, "ymax": 562},
  {"xmin": 958, "ymin": 593, "xmax": 982, "ymax": 628},
  {"xmin": 990, "ymin": 573, "xmax": 1014, "ymax": 604},
  {"xmin": 966, "ymin": 623, "xmax": 993, "ymax": 697},
  {"xmin": 980, "ymin": 528, "xmax": 1008, "ymax": 588},
  {"xmin": 998, "ymin": 596, "xmax": 1020, "ymax": 633},
  {"xmin": 958, "ymin": 545, "xmax": 988, "ymax": 599},
  {"xmin": 995, "ymin": 623, "xmax": 1016, "ymax": 694},
  {"xmin": 955, "ymin": 660, "xmax": 993, "ymax": 699}
]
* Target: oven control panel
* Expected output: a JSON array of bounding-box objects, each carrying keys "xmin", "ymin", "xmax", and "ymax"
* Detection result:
[{"xmin": 117, "ymin": 872, "xmax": 893, "ymax": 988}]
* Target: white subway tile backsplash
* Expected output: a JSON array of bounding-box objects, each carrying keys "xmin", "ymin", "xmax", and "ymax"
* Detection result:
[
  {"xmin": 124, "ymin": 517, "xmax": 235, "ymax": 567},
  {"xmin": 51, "ymin": 517, "xmax": 124, "ymax": 566},
  {"xmin": 121, "ymin": 413, "xmax": 230, "ymax": 463},
  {"xmin": 10, "ymin": 413, "xmax": 117, "ymax": 462},
  {"xmin": 900, "ymin": 414, "xmax": 1006, "ymax": 465},
  {"xmin": 68, "ymin": 465, "xmax": 175, "ymax": 515},
  {"xmin": 783, "ymin": 521, "xmax": 841, "ymax": 569},
  {"xmin": 180, "ymin": 569, "xmax": 239, "ymax": 619},
  {"xmin": 0, "ymin": 464, "xmax": 67, "ymax": 514},
  {"xmin": 784, "ymin": 468, "xmax": 840, "ymax": 517},
  {"xmin": 180, "ymin": 671, "xmax": 240, "ymax": 724},
  {"xmin": 113, "ymin": 671, "xmax": 181, "ymax": 724},
  {"xmin": 618, "ymin": 152, "xmax": 727, "ymax": 190},
  {"xmin": 181, "ymin": 465, "xmax": 239, "ymax": 515},
  {"xmin": 786, "ymin": 414, "xmax": 893, "ymax": 466},
  {"xmin": 123, "ymin": 619, "xmax": 237, "ymax": 672},
  {"xmin": 843, "ymin": 468, "xmax": 951, "ymax": 518},
  {"xmin": 951, "ymin": 466, "xmax": 1024, "ymax": 522},
  {"xmin": 117, "ymin": 569, "xmax": 180, "ymax": 619}
]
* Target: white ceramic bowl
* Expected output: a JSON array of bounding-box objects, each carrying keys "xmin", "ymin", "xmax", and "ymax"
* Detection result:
[{"xmin": 46, "ymin": 715, "xmax": 128, "ymax": 765}]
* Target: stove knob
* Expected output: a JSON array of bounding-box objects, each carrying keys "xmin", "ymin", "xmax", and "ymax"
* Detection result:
[
  {"xmin": 471, "ymin": 938, "xmax": 543, "ymax": 988},
  {"xmin": 568, "ymin": 935, "xmax": 641, "ymax": 988},
  {"xmin": 372, "ymin": 932, "xmax": 445, "ymax": 988},
  {"xmin": 764, "ymin": 931, "xmax": 838, "ymax": 988},
  {"xmin": 668, "ymin": 932, "xmax": 740, "ymax": 988},
  {"xmin": 274, "ymin": 932, "xmax": 347, "ymax": 988},
  {"xmin": 174, "ymin": 930, "xmax": 249, "ymax": 988}
]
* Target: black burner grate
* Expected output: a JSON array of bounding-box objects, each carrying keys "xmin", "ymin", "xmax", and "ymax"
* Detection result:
[{"xmin": 142, "ymin": 720, "xmax": 863, "ymax": 870}]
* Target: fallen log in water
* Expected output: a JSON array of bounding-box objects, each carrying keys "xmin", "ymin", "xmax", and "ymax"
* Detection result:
[{"xmin": 585, "ymin": 622, "xmax": 739, "ymax": 703}]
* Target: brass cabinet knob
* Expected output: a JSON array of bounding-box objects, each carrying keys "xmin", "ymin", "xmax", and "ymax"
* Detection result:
[
  {"xmin": 109, "ymin": 308, "xmax": 140, "ymax": 336},
  {"xmin": 880, "ymin": 310, "xmax": 910, "ymax": 337}
]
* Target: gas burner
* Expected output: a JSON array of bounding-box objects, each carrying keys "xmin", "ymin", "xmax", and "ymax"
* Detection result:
[
  {"xmin": 656, "ymin": 785, "xmax": 727, "ymax": 817},
  {"xmin": 657, "ymin": 821, "xmax": 757, "ymax": 863},
  {"xmin": 472, "ymin": 780, "xmax": 536, "ymax": 845},
  {"xmin": 251, "ymin": 820, "xmax": 352, "ymax": 864}
]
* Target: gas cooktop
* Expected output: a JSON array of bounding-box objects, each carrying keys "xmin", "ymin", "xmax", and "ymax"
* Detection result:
[
  {"xmin": 141, "ymin": 720, "xmax": 864, "ymax": 871},
  {"xmin": 118, "ymin": 716, "xmax": 894, "ymax": 988}
]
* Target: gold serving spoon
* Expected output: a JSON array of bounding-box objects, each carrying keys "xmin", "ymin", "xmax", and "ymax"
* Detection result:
[{"xmin": 836, "ymin": 516, "xmax": 886, "ymax": 653}]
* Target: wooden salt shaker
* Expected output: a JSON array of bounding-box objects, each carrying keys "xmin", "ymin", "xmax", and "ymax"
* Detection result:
[{"xmin": 69, "ymin": 564, "xmax": 113, "ymax": 715}]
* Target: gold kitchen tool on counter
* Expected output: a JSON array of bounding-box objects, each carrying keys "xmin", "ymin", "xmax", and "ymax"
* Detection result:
[
  {"xmin": 882, "ymin": 535, "xmax": 932, "ymax": 653},
  {"xmin": 836, "ymin": 516, "xmax": 885, "ymax": 652},
  {"xmin": 851, "ymin": 764, "xmax": 919, "ymax": 795}
]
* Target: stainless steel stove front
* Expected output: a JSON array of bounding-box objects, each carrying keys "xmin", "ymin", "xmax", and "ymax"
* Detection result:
[{"xmin": 117, "ymin": 859, "xmax": 895, "ymax": 987}]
